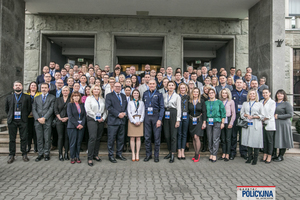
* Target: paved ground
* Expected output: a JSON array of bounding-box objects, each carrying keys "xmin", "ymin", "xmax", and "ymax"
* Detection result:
[{"xmin": 0, "ymin": 155, "xmax": 299, "ymax": 200}]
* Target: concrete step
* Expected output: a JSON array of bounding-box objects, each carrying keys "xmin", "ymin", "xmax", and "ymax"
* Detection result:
[
  {"xmin": 0, "ymin": 124, "xmax": 7, "ymax": 132},
  {"xmin": 1, "ymin": 118, "xmax": 7, "ymax": 125}
]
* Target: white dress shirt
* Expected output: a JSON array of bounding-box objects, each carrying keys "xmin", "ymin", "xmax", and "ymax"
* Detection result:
[
  {"xmin": 127, "ymin": 100, "xmax": 145, "ymax": 124},
  {"xmin": 163, "ymin": 92, "xmax": 181, "ymax": 121},
  {"xmin": 84, "ymin": 96, "xmax": 107, "ymax": 121}
]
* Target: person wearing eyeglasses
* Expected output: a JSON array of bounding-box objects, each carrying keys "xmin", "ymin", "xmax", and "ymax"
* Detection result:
[
  {"xmin": 205, "ymin": 88, "xmax": 226, "ymax": 163},
  {"xmin": 105, "ymin": 82, "xmax": 128, "ymax": 163}
]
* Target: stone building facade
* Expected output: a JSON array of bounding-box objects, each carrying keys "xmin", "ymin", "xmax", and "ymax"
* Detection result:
[{"xmin": 24, "ymin": 14, "xmax": 249, "ymax": 88}]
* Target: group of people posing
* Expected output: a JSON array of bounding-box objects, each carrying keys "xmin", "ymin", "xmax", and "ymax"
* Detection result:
[{"xmin": 5, "ymin": 62, "xmax": 294, "ymax": 166}]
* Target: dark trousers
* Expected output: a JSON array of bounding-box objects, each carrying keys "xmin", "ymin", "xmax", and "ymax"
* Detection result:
[
  {"xmin": 35, "ymin": 121, "xmax": 52, "ymax": 156},
  {"xmin": 231, "ymin": 113, "xmax": 247, "ymax": 156},
  {"xmin": 163, "ymin": 108, "xmax": 178, "ymax": 153},
  {"xmin": 123, "ymin": 117, "xmax": 129, "ymax": 146},
  {"xmin": 144, "ymin": 113, "xmax": 161, "ymax": 157},
  {"xmin": 87, "ymin": 117, "xmax": 104, "ymax": 160},
  {"xmin": 200, "ymin": 129, "xmax": 208, "ymax": 150},
  {"xmin": 51, "ymin": 126, "xmax": 58, "ymax": 147},
  {"xmin": 56, "ymin": 121, "xmax": 69, "ymax": 155},
  {"xmin": 107, "ymin": 124, "xmax": 125, "ymax": 157},
  {"xmin": 221, "ymin": 117, "xmax": 232, "ymax": 155},
  {"xmin": 206, "ymin": 122, "xmax": 221, "ymax": 156},
  {"xmin": 177, "ymin": 115, "xmax": 189, "ymax": 149},
  {"xmin": 263, "ymin": 127, "xmax": 274, "ymax": 155},
  {"xmin": 67, "ymin": 128, "xmax": 84, "ymax": 159},
  {"xmin": 8, "ymin": 120, "xmax": 28, "ymax": 156},
  {"xmin": 247, "ymin": 147, "xmax": 259, "ymax": 159},
  {"xmin": 27, "ymin": 118, "xmax": 37, "ymax": 151}
]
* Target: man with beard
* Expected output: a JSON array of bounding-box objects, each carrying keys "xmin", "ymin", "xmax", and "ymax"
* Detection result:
[{"xmin": 5, "ymin": 81, "xmax": 32, "ymax": 164}]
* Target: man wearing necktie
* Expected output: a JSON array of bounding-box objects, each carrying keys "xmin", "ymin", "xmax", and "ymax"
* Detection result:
[
  {"xmin": 49, "ymin": 61, "xmax": 56, "ymax": 77},
  {"xmin": 105, "ymin": 82, "xmax": 128, "ymax": 163},
  {"xmin": 197, "ymin": 66, "xmax": 209, "ymax": 84},
  {"xmin": 5, "ymin": 81, "xmax": 32, "ymax": 164},
  {"xmin": 32, "ymin": 83, "xmax": 56, "ymax": 162}
]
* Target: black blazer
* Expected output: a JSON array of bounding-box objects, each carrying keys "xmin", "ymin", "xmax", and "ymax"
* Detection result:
[
  {"xmin": 54, "ymin": 97, "xmax": 70, "ymax": 118},
  {"xmin": 197, "ymin": 74, "xmax": 210, "ymax": 84},
  {"xmin": 105, "ymin": 92, "xmax": 128, "ymax": 126},
  {"xmin": 67, "ymin": 103, "xmax": 86, "ymax": 129},
  {"xmin": 5, "ymin": 93, "xmax": 32, "ymax": 124}
]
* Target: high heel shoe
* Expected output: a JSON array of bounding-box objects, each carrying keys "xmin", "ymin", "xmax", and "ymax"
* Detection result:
[{"xmin": 194, "ymin": 154, "xmax": 200, "ymax": 162}]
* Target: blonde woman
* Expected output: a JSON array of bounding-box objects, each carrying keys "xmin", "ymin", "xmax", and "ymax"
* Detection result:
[
  {"xmin": 227, "ymin": 77, "xmax": 235, "ymax": 88},
  {"xmin": 119, "ymin": 74, "xmax": 126, "ymax": 88},
  {"xmin": 218, "ymin": 88, "xmax": 236, "ymax": 161},
  {"xmin": 177, "ymin": 83, "xmax": 189, "ymax": 159},
  {"xmin": 85, "ymin": 85, "xmax": 107, "ymax": 167},
  {"xmin": 240, "ymin": 89, "xmax": 265, "ymax": 165},
  {"xmin": 188, "ymin": 87, "xmax": 207, "ymax": 162},
  {"xmin": 211, "ymin": 76, "xmax": 219, "ymax": 88}
]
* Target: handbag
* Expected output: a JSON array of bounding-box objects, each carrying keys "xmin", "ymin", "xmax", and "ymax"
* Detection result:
[{"xmin": 236, "ymin": 117, "xmax": 248, "ymax": 129}]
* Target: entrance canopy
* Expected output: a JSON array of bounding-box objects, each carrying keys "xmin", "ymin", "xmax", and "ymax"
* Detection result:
[{"xmin": 25, "ymin": 0, "xmax": 259, "ymax": 19}]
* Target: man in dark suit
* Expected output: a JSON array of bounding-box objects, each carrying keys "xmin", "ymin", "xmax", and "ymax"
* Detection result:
[
  {"xmin": 32, "ymin": 83, "xmax": 56, "ymax": 162},
  {"xmin": 250, "ymin": 80, "xmax": 264, "ymax": 101},
  {"xmin": 5, "ymin": 81, "xmax": 32, "ymax": 164},
  {"xmin": 197, "ymin": 66, "xmax": 209, "ymax": 84},
  {"xmin": 49, "ymin": 79, "xmax": 64, "ymax": 98},
  {"xmin": 36, "ymin": 66, "xmax": 51, "ymax": 85},
  {"xmin": 140, "ymin": 64, "xmax": 151, "ymax": 79},
  {"xmin": 38, "ymin": 73, "xmax": 56, "ymax": 91},
  {"xmin": 49, "ymin": 79, "xmax": 65, "ymax": 150},
  {"xmin": 215, "ymin": 75, "xmax": 233, "ymax": 97},
  {"xmin": 105, "ymin": 82, "xmax": 128, "ymax": 163}
]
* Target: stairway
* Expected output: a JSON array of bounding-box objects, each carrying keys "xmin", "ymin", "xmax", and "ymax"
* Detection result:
[{"xmin": 0, "ymin": 118, "xmax": 300, "ymax": 157}]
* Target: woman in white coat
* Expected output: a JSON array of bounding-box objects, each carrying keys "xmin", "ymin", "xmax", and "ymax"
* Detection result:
[
  {"xmin": 240, "ymin": 89, "xmax": 265, "ymax": 165},
  {"xmin": 127, "ymin": 89, "xmax": 145, "ymax": 162},
  {"xmin": 260, "ymin": 88, "xmax": 276, "ymax": 163}
]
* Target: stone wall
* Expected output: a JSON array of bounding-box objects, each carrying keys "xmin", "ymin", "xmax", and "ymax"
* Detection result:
[
  {"xmin": 24, "ymin": 14, "xmax": 249, "ymax": 87},
  {"xmin": 249, "ymin": 0, "xmax": 286, "ymax": 95},
  {"xmin": 0, "ymin": 0, "xmax": 25, "ymax": 120}
]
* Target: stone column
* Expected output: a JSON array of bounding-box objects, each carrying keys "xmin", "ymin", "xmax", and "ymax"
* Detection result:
[
  {"xmin": 165, "ymin": 33, "xmax": 181, "ymax": 70},
  {"xmin": 95, "ymin": 32, "xmax": 112, "ymax": 70},
  {"xmin": 0, "ymin": 0, "xmax": 25, "ymax": 119},
  {"xmin": 249, "ymin": 0, "xmax": 286, "ymax": 95}
]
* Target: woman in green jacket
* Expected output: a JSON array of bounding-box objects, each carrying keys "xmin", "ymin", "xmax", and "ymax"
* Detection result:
[{"xmin": 205, "ymin": 88, "xmax": 226, "ymax": 162}]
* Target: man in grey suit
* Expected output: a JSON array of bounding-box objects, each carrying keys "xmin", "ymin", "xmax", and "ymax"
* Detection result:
[
  {"xmin": 215, "ymin": 75, "xmax": 233, "ymax": 97},
  {"xmin": 38, "ymin": 73, "xmax": 56, "ymax": 92},
  {"xmin": 32, "ymin": 83, "xmax": 55, "ymax": 161}
]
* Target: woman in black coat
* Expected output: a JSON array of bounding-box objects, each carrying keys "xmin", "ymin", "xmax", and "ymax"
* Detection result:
[
  {"xmin": 67, "ymin": 92, "xmax": 86, "ymax": 164},
  {"xmin": 54, "ymin": 86, "xmax": 70, "ymax": 161}
]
